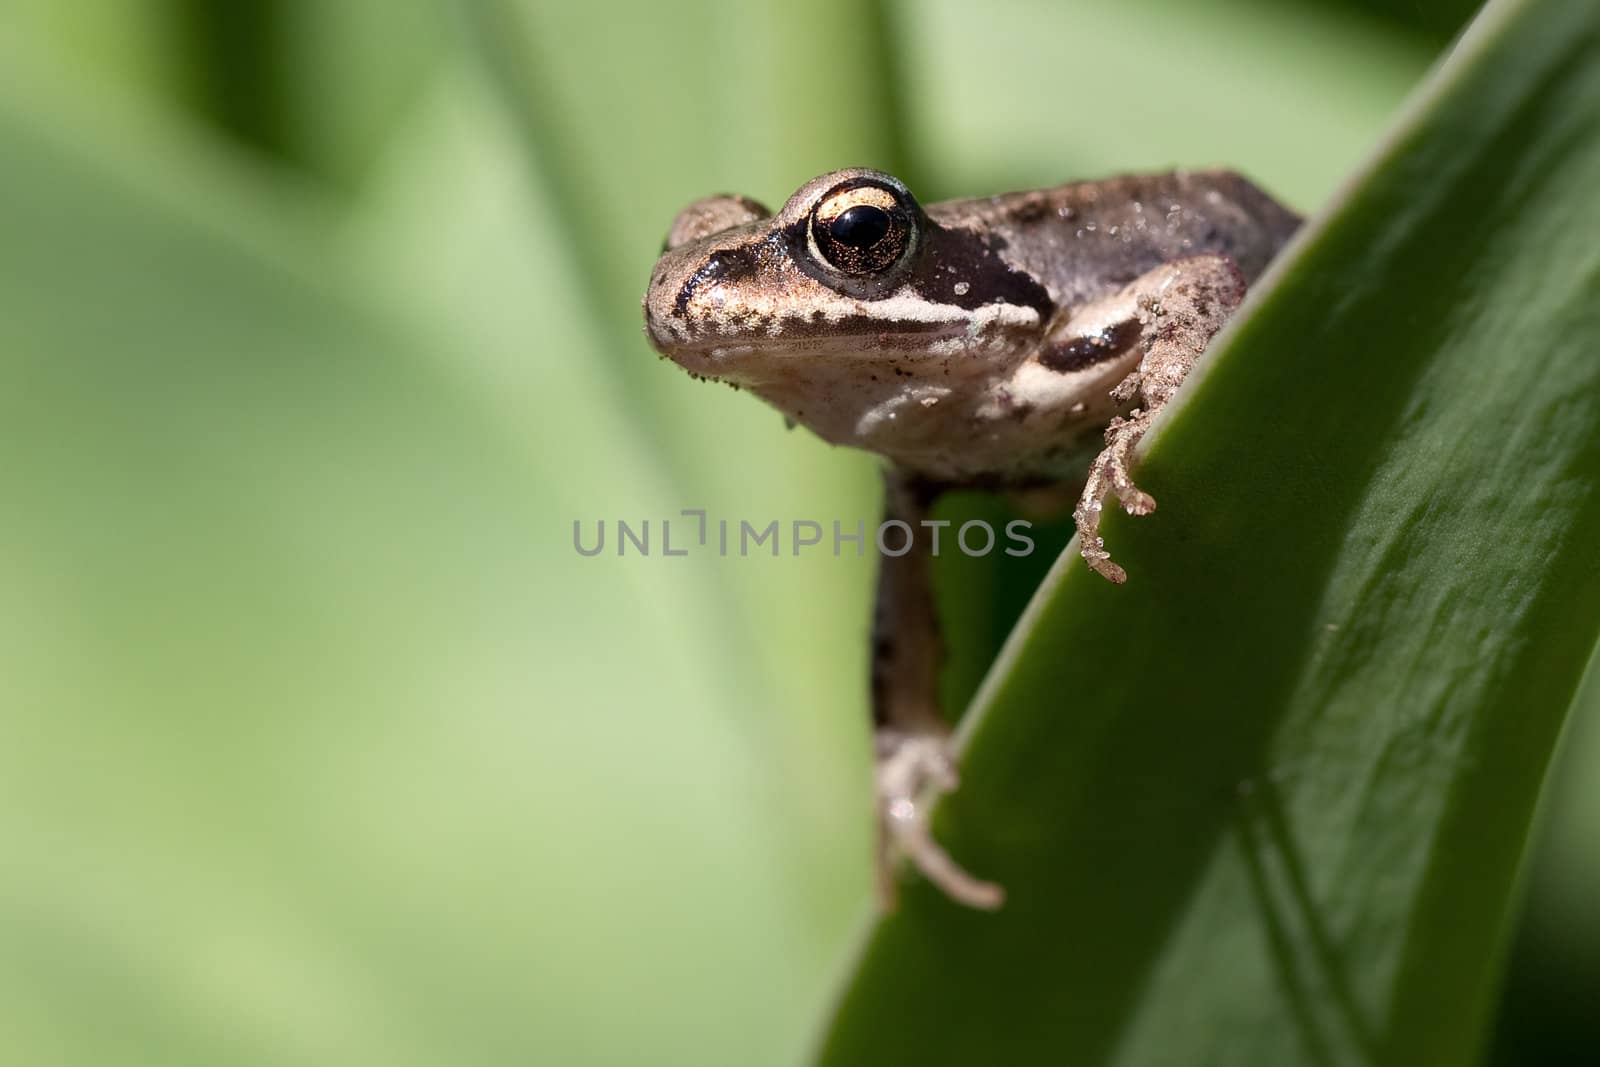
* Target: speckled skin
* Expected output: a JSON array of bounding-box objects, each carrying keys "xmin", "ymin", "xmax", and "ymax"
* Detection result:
[
  {"xmin": 925, "ymin": 171, "xmax": 1297, "ymax": 308},
  {"xmin": 644, "ymin": 168, "xmax": 1299, "ymax": 483}
]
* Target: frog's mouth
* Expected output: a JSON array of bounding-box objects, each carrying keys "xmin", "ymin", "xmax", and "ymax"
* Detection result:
[
  {"xmin": 645, "ymin": 299, "xmax": 1043, "ymax": 383},
  {"xmin": 651, "ymin": 319, "xmax": 970, "ymax": 366},
  {"xmin": 649, "ymin": 337, "xmax": 1006, "ymax": 401}
]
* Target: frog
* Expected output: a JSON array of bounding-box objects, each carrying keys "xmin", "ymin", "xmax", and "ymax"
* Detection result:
[{"xmin": 642, "ymin": 166, "xmax": 1301, "ymax": 909}]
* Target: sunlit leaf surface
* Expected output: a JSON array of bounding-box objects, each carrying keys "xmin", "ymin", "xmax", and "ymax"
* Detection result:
[{"xmin": 817, "ymin": 2, "xmax": 1600, "ymax": 1064}]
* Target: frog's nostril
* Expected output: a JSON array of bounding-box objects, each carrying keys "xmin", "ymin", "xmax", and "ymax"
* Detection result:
[{"xmin": 674, "ymin": 246, "xmax": 760, "ymax": 317}]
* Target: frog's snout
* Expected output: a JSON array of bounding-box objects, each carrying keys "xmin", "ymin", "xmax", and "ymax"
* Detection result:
[
  {"xmin": 642, "ymin": 247, "xmax": 705, "ymax": 356},
  {"xmin": 643, "ymin": 234, "xmax": 774, "ymax": 374},
  {"xmin": 645, "ymin": 195, "xmax": 776, "ymax": 366}
]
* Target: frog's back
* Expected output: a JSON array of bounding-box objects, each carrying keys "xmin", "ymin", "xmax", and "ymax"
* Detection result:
[{"xmin": 926, "ymin": 169, "xmax": 1302, "ymax": 310}]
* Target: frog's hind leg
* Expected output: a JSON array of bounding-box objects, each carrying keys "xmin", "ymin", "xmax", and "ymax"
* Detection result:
[
  {"xmin": 870, "ymin": 470, "xmax": 1004, "ymax": 911},
  {"xmin": 1071, "ymin": 255, "xmax": 1247, "ymax": 583}
]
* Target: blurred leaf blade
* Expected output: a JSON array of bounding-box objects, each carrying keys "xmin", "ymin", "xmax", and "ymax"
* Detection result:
[
  {"xmin": 1491, "ymin": 658, "xmax": 1600, "ymax": 1061},
  {"xmin": 818, "ymin": 1, "xmax": 1600, "ymax": 1064},
  {"xmin": 0, "ymin": 41, "xmax": 849, "ymax": 1067},
  {"xmin": 456, "ymin": 0, "xmax": 900, "ymax": 932},
  {"xmin": 896, "ymin": 0, "xmax": 1439, "ymax": 206},
  {"xmin": 0, "ymin": 0, "xmax": 196, "ymax": 117}
]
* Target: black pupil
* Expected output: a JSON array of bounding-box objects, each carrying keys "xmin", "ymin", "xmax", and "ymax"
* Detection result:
[{"xmin": 829, "ymin": 204, "xmax": 892, "ymax": 248}]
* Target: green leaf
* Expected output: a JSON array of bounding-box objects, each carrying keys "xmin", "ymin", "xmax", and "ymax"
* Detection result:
[
  {"xmin": 817, "ymin": 2, "xmax": 1600, "ymax": 1065},
  {"xmin": 1492, "ymin": 666, "xmax": 1600, "ymax": 1061}
]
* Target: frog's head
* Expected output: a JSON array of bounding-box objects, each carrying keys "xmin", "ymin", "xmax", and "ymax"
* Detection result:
[{"xmin": 642, "ymin": 168, "xmax": 1053, "ymax": 387}]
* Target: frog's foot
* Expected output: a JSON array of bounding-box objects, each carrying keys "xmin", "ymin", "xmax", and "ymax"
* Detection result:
[
  {"xmin": 875, "ymin": 731, "xmax": 1005, "ymax": 911},
  {"xmin": 1074, "ymin": 408, "xmax": 1157, "ymax": 584},
  {"xmin": 1072, "ymin": 254, "xmax": 1247, "ymax": 583}
]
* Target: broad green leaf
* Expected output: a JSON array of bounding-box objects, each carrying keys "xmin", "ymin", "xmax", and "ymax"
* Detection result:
[{"xmin": 818, "ymin": 3, "xmax": 1600, "ymax": 1066}]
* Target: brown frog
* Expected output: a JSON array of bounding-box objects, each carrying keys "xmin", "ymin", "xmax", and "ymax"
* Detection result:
[{"xmin": 644, "ymin": 167, "xmax": 1300, "ymax": 908}]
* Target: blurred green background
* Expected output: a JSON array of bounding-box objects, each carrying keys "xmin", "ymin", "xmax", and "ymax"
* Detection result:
[{"xmin": 0, "ymin": 1, "xmax": 1591, "ymax": 1064}]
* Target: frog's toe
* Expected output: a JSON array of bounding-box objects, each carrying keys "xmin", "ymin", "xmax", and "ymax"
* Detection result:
[
  {"xmin": 1117, "ymin": 483, "xmax": 1157, "ymax": 516},
  {"xmin": 1074, "ymin": 409, "xmax": 1160, "ymax": 581},
  {"xmin": 1079, "ymin": 538, "xmax": 1129, "ymax": 584},
  {"xmin": 875, "ymin": 733, "xmax": 1005, "ymax": 911}
]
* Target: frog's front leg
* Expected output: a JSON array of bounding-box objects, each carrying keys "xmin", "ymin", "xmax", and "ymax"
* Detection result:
[
  {"xmin": 1069, "ymin": 256, "xmax": 1247, "ymax": 583},
  {"xmin": 871, "ymin": 470, "xmax": 1005, "ymax": 911}
]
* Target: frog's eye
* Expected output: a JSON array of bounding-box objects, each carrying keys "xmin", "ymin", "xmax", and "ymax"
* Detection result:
[{"xmin": 808, "ymin": 181, "xmax": 916, "ymax": 277}]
